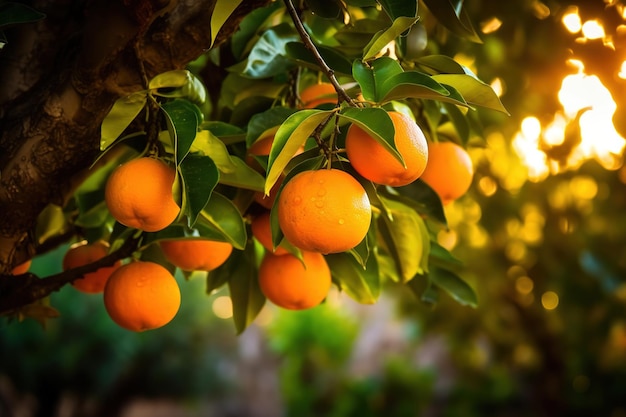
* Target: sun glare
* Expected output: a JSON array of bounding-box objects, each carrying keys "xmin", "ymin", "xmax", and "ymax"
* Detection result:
[
  {"xmin": 581, "ymin": 19, "xmax": 605, "ymax": 39},
  {"xmin": 513, "ymin": 60, "xmax": 626, "ymax": 181},
  {"xmin": 562, "ymin": 7, "xmax": 581, "ymax": 33}
]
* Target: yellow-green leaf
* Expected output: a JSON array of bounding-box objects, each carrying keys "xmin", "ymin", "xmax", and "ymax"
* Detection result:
[
  {"xmin": 210, "ymin": 0, "xmax": 244, "ymax": 48},
  {"xmin": 100, "ymin": 92, "xmax": 147, "ymax": 150},
  {"xmin": 378, "ymin": 196, "xmax": 430, "ymax": 282}
]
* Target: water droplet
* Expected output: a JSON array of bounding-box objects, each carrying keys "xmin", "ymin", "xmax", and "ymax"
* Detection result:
[
  {"xmin": 315, "ymin": 200, "xmax": 324, "ymax": 208},
  {"xmin": 338, "ymin": 219, "xmax": 345, "ymax": 225},
  {"xmin": 317, "ymin": 188, "xmax": 327, "ymax": 197},
  {"xmin": 293, "ymin": 196, "xmax": 302, "ymax": 205}
]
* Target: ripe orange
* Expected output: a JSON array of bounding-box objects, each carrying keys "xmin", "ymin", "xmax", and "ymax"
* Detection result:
[
  {"xmin": 160, "ymin": 239, "xmax": 233, "ymax": 271},
  {"xmin": 420, "ymin": 141, "xmax": 474, "ymax": 205},
  {"xmin": 11, "ymin": 260, "xmax": 31, "ymax": 275},
  {"xmin": 345, "ymin": 111, "xmax": 428, "ymax": 187},
  {"xmin": 63, "ymin": 241, "xmax": 122, "ymax": 293},
  {"xmin": 277, "ymin": 168, "xmax": 371, "ymax": 254},
  {"xmin": 251, "ymin": 211, "xmax": 288, "ymax": 255},
  {"xmin": 103, "ymin": 261, "xmax": 181, "ymax": 331},
  {"xmin": 258, "ymin": 250, "xmax": 331, "ymax": 310},
  {"xmin": 300, "ymin": 82, "xmax": 337, "ymax": 109},
  {"xmin": 105, "ymin": 157, "xmax": 180, "ymax": 232}
]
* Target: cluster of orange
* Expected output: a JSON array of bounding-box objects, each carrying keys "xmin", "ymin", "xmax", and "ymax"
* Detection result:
[
  {"xmin": 13, "ymin": 81, "xmax": 474, "ymax": 331},
  {"xmin": 245, "ymin": 82, "xmax": 475, "ymax": 312},
  {"xmin": 15, "ymin": 158, "xmax": 234, "ymax": 332}
]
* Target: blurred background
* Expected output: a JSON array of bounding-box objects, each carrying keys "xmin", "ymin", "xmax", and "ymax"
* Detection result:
[{"xmin": 3, "ymin": 1, "xmax": 626, "ymax": 416}]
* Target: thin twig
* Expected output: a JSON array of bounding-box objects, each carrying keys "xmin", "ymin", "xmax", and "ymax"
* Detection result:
[{"xmin": 283, "ymin": 0, "xmax": 360, "ymax": 107}]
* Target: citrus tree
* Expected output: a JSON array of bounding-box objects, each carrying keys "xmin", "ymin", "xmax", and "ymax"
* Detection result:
[{"xmin": 0, "ymin": 0, "xmax": 507, "ymax": 332}]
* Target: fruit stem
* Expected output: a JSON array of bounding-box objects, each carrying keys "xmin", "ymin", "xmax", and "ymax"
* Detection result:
[{"xmin": 283, "ymin": 0, "xmax": 360, "ymax": 108}]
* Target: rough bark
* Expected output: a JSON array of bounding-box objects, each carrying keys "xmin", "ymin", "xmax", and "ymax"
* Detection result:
[{"xmin": 0, "ymin": 0, "xmax": 270, "ymax": 290}]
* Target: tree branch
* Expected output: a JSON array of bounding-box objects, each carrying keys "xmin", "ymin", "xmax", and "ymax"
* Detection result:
[
  {"xmin": 0, "ymin": 0, "xmax": 271, "ymax": 275},
  {"xmin": 283, "ymin": 0, "xmax": 359, "ymax": 107},
  {"xmin": 0, "ymin": 232, "xmax": 143, "ymax": 315}
]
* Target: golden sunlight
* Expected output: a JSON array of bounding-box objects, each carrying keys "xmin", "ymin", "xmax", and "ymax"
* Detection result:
[
  {"xmin": 562, "ymin": 7, "xmax": 581, "ymax": 33},
  {"xmin": 581, "ymin": 19, "xmax": 605, "ymax": 39},
  {"xmin": 513, "ymin": 61, "xmax": 626, "ymax": 181}
]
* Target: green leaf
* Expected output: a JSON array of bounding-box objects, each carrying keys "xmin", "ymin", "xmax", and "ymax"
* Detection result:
[
  {"xmin": 100, "ymin": 92, "xmax": 147, "ymax": 151},
  {"xmin": 432, "ymin": 74, "xmax": 509, "ymax": 114},
  {"xmin": 35, "ymin": 204, "xmax": 69, "ymax": 245},
  {"xmin": 150, "ymin": 71, "xmax": 207, "ymax": 106},
  {"xmin": 392, "ymin": 180, "xmax": 448, "ymax": 225},
  {"xmin": 327, "ymin": 252, "xmax": 380, "ymax": 304},
  {"xmin": 429, "ymin": 241, "xmax": 464, "ymax": 268},
  {"xmin": 74, "ymin": 192, "xmax": 109, "ymax": 229},
  {"xmin": 231, "ymin": 2, "xmax": 283, "ymax": 59},
  {"xmin": 203, "ymin": 121, "xmax": 245, "ymax": 137},
  {"xmin": 348, "ymin": 230, "xmax": 371, "ymax": 269},
  {"xmin": 149, "ymin": 70, "xmax": 190, "ymax": 90},
  {"xmin": 210, "ymin": 0, "xmax": 244, "ymax": 48},
  {"xmin": 235, "ymin": 23, "xmax": 298, "ymax": 79},
  {"xmin": 265, "ymin": 110, "xmax": 333, "ymax": 194},
  {"xmin": 335, "ymin": 18, "xmax": 388, "ymax": 49},
  {"xmin": 378, "ymin": 196, "xmax": 430, "ymax": 282},
  {"xmin": 352, "ymin": 57, "xmax": 404, "ymax": 103},
  {"xmin": 339, "ymin": 107, "xmax": 403, "ymax": 166},
  {"xmin": 246, "ymin": 107, "xmax": 297, "ymax": 147},
  {"xmin": 305, "ymin": 0, "xmax": 342, "ymax": 18},
  {"xmin": 285, "ymin": 42, "xmax": 353, "ymax": 76},
  {"xmin": 198, "ymin": 192, "xmax": 247, "ymax": 249},
  {"xmin": 377, "ymin": 0, "xmax": 418, "ymax": 21},
  {"xmin": 421, "ymin": 0, "xmax": 482, "ymax": 43},
  {"xmin": 161, "ymin": 100, "xmax": 199, "ymax": 164},
  {"xmin": 407, "ymin": 278, "xmax": 439, "ymax": 305},
  {"xmin": 442, "ymin": 103, "xmax": 470, "ymax": 145},
  {"xmin": 227, "ymin": 247, "xmax": 266, "ymax": 334},
  {"xmin": 429, "ymin": 266, "xmax": 477, "ymax": 307},
  {"xmin": 179, "ymin": 154, "xmax": 219, "ymax": 227},
  {"xmin": 363, "ymin": 16, "xmax": 419, "ymax": 61},
  {"xmin": 415, "ymin": 54, "xmax": 467, "ymax": 75},
  {"xmin": 206, "ymin": 270, "xmax": 231, "ymax": 294},
  {"xmin": 352, "ymin": 60, "xmax": 376, "ymax": 102},
  {"xmin": 378, "ymin": 71, "xmax": 452, "ymax": 104},
  {"xmin": 192, "ymin": 130, "xmax": 264, "ymax": 191},
  {"xmin": 0, "ymin": 3, "xmax": 45, "ymax": 28}
]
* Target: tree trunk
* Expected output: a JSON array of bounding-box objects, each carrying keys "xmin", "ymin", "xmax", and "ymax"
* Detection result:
[{"xmin": 0, "ymin": 0, "xmax": 269, "ymax": 278}]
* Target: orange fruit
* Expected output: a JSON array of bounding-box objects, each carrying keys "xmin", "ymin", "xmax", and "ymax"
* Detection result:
[
  {"xmin": 251, "ymin": 211, "xmax": 289, "ymax": 255},
  {"xmin": 11, "ymin": 260, "xmax": 31, "ymax": 275},
  {"xmin": 105, "ymin": 157, "xmax": 180, "ymax": 232},
  {"xmin": 258, "ymin": 250, "xmax": 331, "ymax": 310},
  {"xmin": 420, "ymin": 141, "xmax": 474, "ymax": 205},
  {"xmin": 63, "ymin": 241, "xmax": 122, "ymax": 293},
  {"xmin": 277, "ymin": 168, "xmax": 371, "ymax": 254},
  {"xmin": 103, "ymin": 261, "xmax": 181, "ymax": 331},
  {"xmin": 345, "ymin": 111, "xmax": 429, "ymax": 187},
  {"xmin": 160, "ymin": 239, "xmax": 233, "ymax": 271},
  {"xmin": 300, "ymin": 82, "xmax": 337, "ymax": 109}
]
